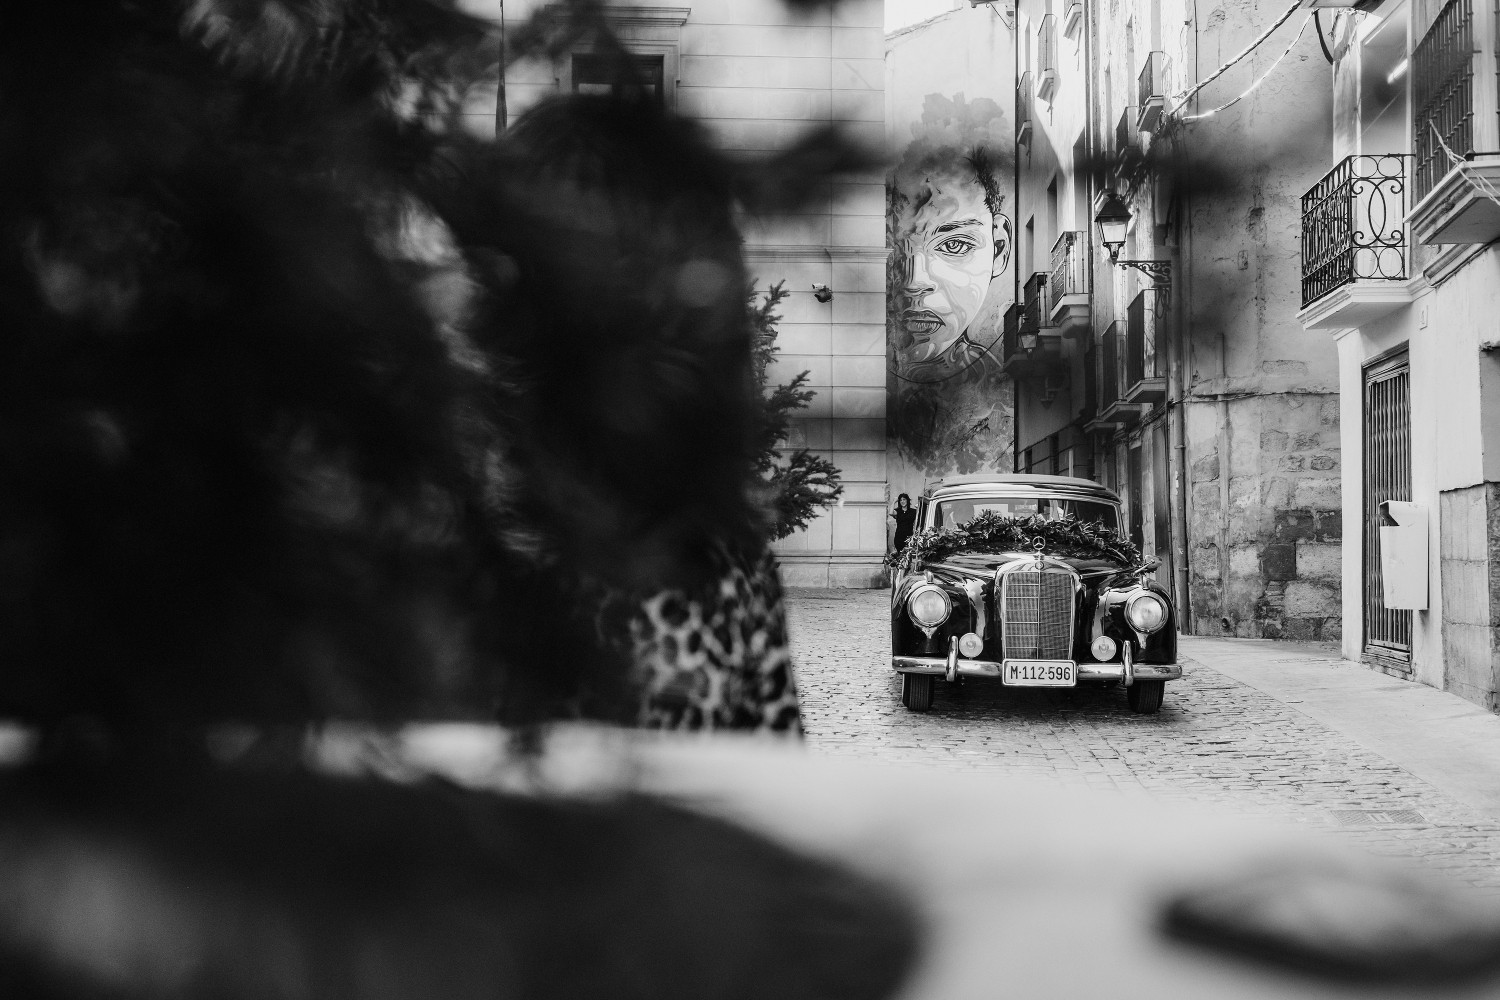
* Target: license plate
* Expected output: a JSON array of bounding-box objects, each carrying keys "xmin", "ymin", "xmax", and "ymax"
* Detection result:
[{"xmin": 1002, "ymin": 659, "xmax": 1077, "ymax": 687}]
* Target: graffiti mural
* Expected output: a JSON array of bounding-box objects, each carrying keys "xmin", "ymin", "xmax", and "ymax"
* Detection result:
[{"xmin": 887, "ymin": 94, "xmax": 1015, "ymax": 482}]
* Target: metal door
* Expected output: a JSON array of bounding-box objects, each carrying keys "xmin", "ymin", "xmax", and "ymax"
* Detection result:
[{"xmin": 1363, "ymin": 352, "xmax": 1411, "ymax": 660}]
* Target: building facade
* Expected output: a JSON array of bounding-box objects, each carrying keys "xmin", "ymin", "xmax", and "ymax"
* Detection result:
[
  {"xmin": 885, "ymin": 6, "xmax": 1020, "ymax": 508},
  {"xmin": 1299, "ymin": 0, "xmax": 1500, "ymax": 710},
  {"xmin": 1008, "ymin": 0, "xmax": 1342, "ymax": 638},
  {"xmin": 468, "ymin": 0, "xmax": 889, "ymax": 587}
]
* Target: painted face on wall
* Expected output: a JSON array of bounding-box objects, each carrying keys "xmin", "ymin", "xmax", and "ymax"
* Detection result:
[{"xmin": 891, "ymin": 160, "xmax": 1011, "ymax": 371}]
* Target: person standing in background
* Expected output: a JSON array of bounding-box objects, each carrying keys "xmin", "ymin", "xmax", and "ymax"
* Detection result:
[{"xmin": 890, "ymin": 493, "xmax": 917, "ymax": 554}]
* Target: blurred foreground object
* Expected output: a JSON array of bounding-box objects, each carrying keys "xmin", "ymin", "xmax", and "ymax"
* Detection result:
[
  {"xmin": 0, "ymin": 754, "xmax": 917, "ymax": 999},
  {"xmin": 386, "ymin": 726, "xmax": 1500, "ymax": 1000},
  {"xmin": 0, "ymin": 1, "xmax": 911, "ymax": 996}
]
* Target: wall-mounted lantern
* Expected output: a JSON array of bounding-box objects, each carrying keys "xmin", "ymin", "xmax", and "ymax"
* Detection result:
[{"xmin": 1093, "ymin": 190, "xmax": 1173, "ymax": 306}]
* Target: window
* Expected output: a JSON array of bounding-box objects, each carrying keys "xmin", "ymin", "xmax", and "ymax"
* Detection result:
[
  {"xmin": 1411, "ymin": 0, "xmax": 1472, "ymax": 201},
  {"xmin": 570, "ymin": 53, "xmax": 666, "ymax": 106},
  {"xmin": 556, "ymin": 6, "xmax": 688, "ymax": 110},
  {"xmin": 931, "ymin": 497, "xmax": 1120, "ymax": 531}
]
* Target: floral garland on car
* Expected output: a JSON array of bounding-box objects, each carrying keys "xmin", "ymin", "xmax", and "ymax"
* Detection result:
[{"xmin": 885, "ymin": 513, "xmax": 1141, "ymax": 572}]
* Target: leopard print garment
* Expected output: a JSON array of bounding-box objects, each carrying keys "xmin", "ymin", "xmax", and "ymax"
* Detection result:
[{"xmin": 594, "ymin": 543, "xmax": 803, "ymax": 735}]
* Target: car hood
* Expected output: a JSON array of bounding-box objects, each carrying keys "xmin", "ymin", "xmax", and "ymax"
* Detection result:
[{"xmin": 926, "ymin": 551, "xmax": 1128, "ymax": 581}]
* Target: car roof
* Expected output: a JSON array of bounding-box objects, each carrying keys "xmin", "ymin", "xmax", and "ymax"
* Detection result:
[{"xmin": 924, "ymin": 473, "xmax": 1121, "ymax": 503}]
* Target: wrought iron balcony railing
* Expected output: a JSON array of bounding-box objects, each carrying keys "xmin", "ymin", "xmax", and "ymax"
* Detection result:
[
  {"xmin": 1124, "ymin": 288, "xmax": 1167, "ymax": 402},
  {"xmin": 1412, "ymin": 0, "xmax": 1472, "ymax": 204},
  {"xmin": 1137, "ymin": 51, "xmax": 1169, "ymax": 131},
  {"xmin": 1017, "ymin": 70, "xmax": 1034, "ymax": 145},
  {"xmin": 1300, "ymin": 154, "xmax": 1410, "ymax": 308},
  {"xmin": 1049, "ymin": 231, "xmax": 1087, "ymax": 306},
  {"xmin": 1099, "ymin": 321, "xmax": 1122, "ymax": 411},
  {"xmin": 1001, "ymin": 301, "xmax": 1021, "ymax": 360},
  {"xmin": 1115, "ymin": 106, "xmax": 1141, "ymax": 166},
  {"xmin": 1021, "ymin": 271, "xmax": 1050, "ymax": 339}
]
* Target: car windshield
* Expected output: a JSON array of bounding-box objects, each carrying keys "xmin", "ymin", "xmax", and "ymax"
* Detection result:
[{"xmin": 929, "ymin": 496, "xmax": 1120, "ymax": 532}]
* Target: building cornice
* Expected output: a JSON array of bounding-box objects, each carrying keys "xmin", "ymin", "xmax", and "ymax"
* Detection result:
[
  {"xmin": 742, "ymin": 244, "xmax": 891, "ymax": 263},
  {"xmin": 542, "ymin": 4, "xmax": 689, "ymax": 28}
]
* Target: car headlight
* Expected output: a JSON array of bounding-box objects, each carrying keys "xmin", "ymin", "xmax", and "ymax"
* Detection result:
[
  {"xmin": 907, "ymin": 585, "xmax": 952, "ymax": 629},
  {"xmin": 1125, "ymin": 591, "xmax": 1168, "ymax": 633}
]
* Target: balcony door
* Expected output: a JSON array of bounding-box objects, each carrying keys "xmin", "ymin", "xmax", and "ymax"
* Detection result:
[{"xmin": 1363, "ymin": 350, "xmax": 1412, "ymax": 666}]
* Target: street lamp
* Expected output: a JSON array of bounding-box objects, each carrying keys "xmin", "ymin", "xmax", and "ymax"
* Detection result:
[
  {"xmin": 1093, "ymin": 190, "xmax": 1173, "ymax": 305},
  {"xmin": 1094, "ymin": 190, "xmax": 1131, "ymax": 263}
]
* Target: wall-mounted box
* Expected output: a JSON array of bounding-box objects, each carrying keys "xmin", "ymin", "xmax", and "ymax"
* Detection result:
[{"xmin": 1378, "ymin": 500, "xmax": 1429, "ymax": 610}]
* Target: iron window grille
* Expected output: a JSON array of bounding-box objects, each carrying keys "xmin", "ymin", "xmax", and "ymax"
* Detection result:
[
  {"xmin": 1363, "ymin": 353, "xmax": 1412, "ymax": 663},
  {"xmin": 1300, "ymin": 154, "xmax": 1410, "ymax": 307},
  {"xmin": 1049, "ymin": 231, "xmax": 1087, "ymax": 306},
  {"xmin": 1411, "ymin": 0, "xmax": 1473, "ymax": 203}
]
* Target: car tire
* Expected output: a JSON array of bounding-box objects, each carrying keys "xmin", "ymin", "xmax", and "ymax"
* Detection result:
[
  {"xmin": 901, "ymin": 673, "xmax": 934, "ymax": 712},
  {"xmin": 1127, "ymin": 679, "xmax": 1165, "ymax": 714}
]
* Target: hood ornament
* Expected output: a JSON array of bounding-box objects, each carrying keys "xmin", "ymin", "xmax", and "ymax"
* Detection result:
[{"xmin": 1031, "ymin": 536, "xmax": 1047, "ymax": 553}]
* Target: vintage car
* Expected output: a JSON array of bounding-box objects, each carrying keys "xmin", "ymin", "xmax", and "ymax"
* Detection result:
[{"xmin": 889, "ymin": 474, "xmax": 1180, "ymax": 714}]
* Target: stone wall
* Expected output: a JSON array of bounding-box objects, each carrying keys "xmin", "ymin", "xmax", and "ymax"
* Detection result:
[
  {"xmin": 1186, "ymin": 393, "xmax": 1342, "ymax": 639},
  {"xmin": 1440, "ymin": 484, "xmax": 1500, "ymax": 711}
]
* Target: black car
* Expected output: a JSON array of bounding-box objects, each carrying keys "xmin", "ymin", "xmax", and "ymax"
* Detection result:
[{"xmin": 889, "ymin": 474, "xmax": 1180, "ymax": 714}]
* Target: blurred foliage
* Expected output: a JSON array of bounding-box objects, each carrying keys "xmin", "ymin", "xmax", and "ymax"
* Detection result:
[
  {"xmin": 749, "ymin": 283, "xmax": 844, "ymax": 541},
  {"xmin": 0, "ymin": 0, "xmax": 878, "ymax": 746}
]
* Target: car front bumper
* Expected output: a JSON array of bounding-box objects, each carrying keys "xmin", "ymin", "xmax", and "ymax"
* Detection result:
[{"xmin": 891, "ymin": 656, "xmax": 1181, "ymax": 684}]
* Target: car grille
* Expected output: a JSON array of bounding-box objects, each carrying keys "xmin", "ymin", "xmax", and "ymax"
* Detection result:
[{"xmin": 999, "ymin": 566, "xmax": 1075, "ymax": 660}]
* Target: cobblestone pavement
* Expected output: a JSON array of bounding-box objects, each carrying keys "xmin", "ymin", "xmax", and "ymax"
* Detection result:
[{"xmin": 787, "ymin": 588, "xmax": 1500, "ymax": 892}]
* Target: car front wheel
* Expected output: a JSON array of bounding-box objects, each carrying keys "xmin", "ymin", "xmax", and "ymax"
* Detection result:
[
  {"xmin": 1127, "ymin": 679, "xmax": 1165, "ymax": 714},
  {"xmin": 901, "ymin": 673, "xmax": 934, "ymax": 712}
]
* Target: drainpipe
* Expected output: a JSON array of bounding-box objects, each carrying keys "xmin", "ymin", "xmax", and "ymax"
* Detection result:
[
  {"xmin": 1171, "ymin": 196, "xmax": 1191, "ymax": 631},
  {"xmin": 1170, "ymin": 0, "xmax": 1197, "ymax": 633},
  {"xmin": 1013, "ymin": 0, "xmax": 1023, "ymax": 473}
]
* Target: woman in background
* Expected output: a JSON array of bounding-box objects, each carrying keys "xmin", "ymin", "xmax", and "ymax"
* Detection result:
[{"xmin": 891, "ymin": 493, "xmax": 917, "ymax": 554}]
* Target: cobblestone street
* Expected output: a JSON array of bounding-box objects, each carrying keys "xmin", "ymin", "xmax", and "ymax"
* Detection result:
[{"xmin": 788, "ymin": 588, "xmax": 1500, "ymax": 892}]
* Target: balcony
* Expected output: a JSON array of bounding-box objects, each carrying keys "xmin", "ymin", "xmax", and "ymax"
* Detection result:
[
  {"xmin": 1115, "ymin": 105, "xmax": 1142, "ymax": 183},
  {"xmin": 1298, "ymin": 154, "xmax": 1418, "ymax": 330},
  {"xmin": 1048, "ymin": 231, "xmax": 1090, "ymax": 337},
  {"xmin": 1062, "ymin": 0, "xmax": 1083, "ymax": 40},
  {"xmin": 1004, "ymin": 273, "xmax": 1066, "ymax": 379},
  {"xmin": 1137, "ymin": 51, "xmax": 1169, "ymax": 132},
  {"xmin": 1019, "ymin": 427, "xmax": 1087, "ymax": 477},
  {"xmin": 1406, "ymin": 0, "xmax": 1494, "ymax": 243},
  {"xmin": 1017, "ymin": 70, "xmax": 1034, "ymax": 146},
  {"xmin": 1122, "ymin": 288, "xmax": 1167, "ymax": 404},
  {"xmin": 1037, "ymin": 15, "xmax": 1059, "ymax": 102},
  {"xmin": 1086, "ymin": 322, "xmax": 1145, "ymax": 432}
]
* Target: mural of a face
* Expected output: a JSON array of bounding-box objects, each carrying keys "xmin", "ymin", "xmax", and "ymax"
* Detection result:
[{"xmin": 890, "ymin": 154, "xmax": 1011, "ymax": 378}]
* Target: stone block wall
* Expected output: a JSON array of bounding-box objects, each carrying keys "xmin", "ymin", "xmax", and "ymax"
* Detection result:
[
  {"xmin": 1186, "ymin": 393, "xmax": 1342, "ymax": 639},
  {"xmin": 1440, "ymin": 484, "xmax": 1500, "ymax": 711}
]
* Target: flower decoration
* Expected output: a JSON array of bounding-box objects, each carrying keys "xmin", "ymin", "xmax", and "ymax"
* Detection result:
[{"xmin": 886, "ymin": 513, "xmax": 1141, "ymax": 572}]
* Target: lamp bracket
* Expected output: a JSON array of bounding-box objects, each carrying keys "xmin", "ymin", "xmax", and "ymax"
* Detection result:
[
  {"xmin": 1115, "ymin": 259, "xmax": 1173, "ymax": 308},
  {"xmin": 1115, "ymin": 259, "xmax": 1172, "ymax": 284}
]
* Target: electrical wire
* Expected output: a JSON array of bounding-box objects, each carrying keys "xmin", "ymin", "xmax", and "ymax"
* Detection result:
[
  {"xmin": 1179, "ymin": 14, "xmax": 1312, "ymax": 121},
  {"xmin": 1429, "ymin": 120, "xmax": 1500, "ymax": 209},
  {"xmin": 1169, "ymin": 0, "xmax": 1303, "ymax": 114},
  {"xmin": 1313, "ymin": 10, "xmax": 1335, "ymax": 65}
]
